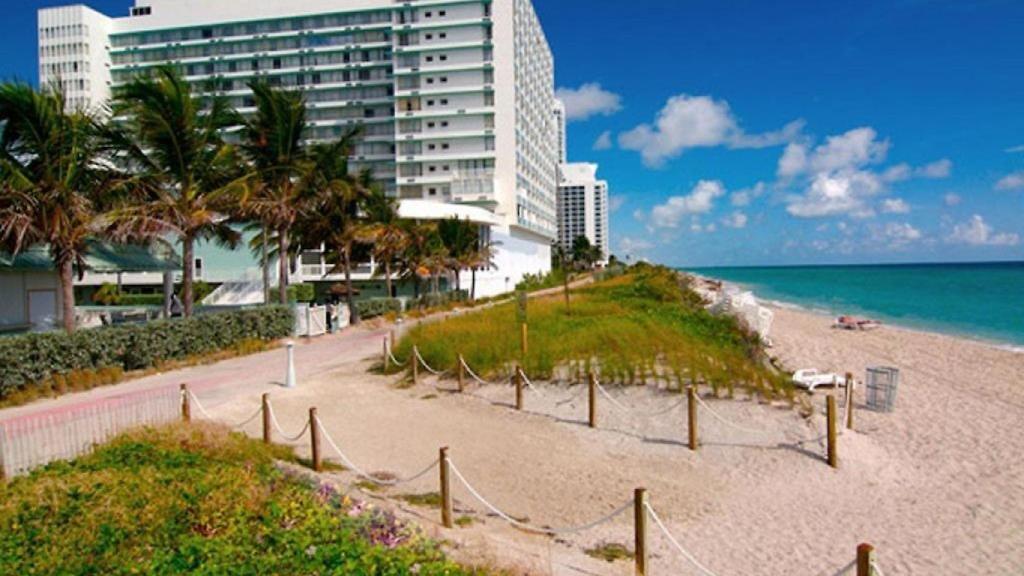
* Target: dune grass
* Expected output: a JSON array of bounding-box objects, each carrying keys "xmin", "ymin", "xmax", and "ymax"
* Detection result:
[
  {"xmin": 0, "ymin": 423, "xmax": 492, "ymax": 575},
  {"xmin": 392, "ymin": 264, "xmax": 792, "ymax": 401}
]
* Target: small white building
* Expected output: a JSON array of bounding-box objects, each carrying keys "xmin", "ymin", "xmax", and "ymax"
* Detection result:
[
  {"xmin": 0, "ymin": 244, "xmax": 178, "ymax": 333},
  {"xmin": 557, "ymin": 162, "xmax": 610, "ymax": 263}
]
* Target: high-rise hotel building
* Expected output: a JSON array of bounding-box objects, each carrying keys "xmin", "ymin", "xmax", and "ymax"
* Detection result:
[
  {"xmin": 38, "ymin": 0, "xmax": 557, "ymax": 296},
  {"xmin": 557, "ymin": 162, "xmax": 609, "ymax": 264}
]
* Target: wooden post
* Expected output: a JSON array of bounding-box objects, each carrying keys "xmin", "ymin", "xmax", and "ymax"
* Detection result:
[
  {"xmin": 180, "ymin": 383, "xmax": 191, "ymax": 422},
  {"xmin": 845, "ymin": 372, "xmax": 855, "ymax": 430},
  {"xmin": 382, "ymin": 337, "xmax": 389, "ymax": 367},
  {"xmin": 634, "ymin": 488, "xmax": 648, "ymax": 576},
  {"xmin": 457, "ymin": 354, "xmax": 465, "ymax": 392},
  {"xmin": 520, "ymin": 322, "xmax": 528, "ymax": 360},
  {"xmin": 588, "ymin": 372, "xmax": 597, "ymax": 428},
  {"xmin": 309, "ymin": 407, "xmax": 322, "ymax": 472},
  {"xmin": 439, "ymin": 447, "xmax": 453, "ymax": 528},
  {"xmin": 856, "ymin": 543, "xmax": 874, "ymax": 576},
  {"xmin": 827, "ymin": 395, "xmax": 838, "ymax": 468},
  {"xmin": 261, "ymin": 393, "xmax": 271, "ymax": 444},
  {"xmin": 687, "ymin": 386, "xmax": 698, "ymax": 451},
  {"xmin": 412, "ymin": 346, "xmax": 419, "ymax": 384},
  {"xmin": 390, "ymin": 329, "xmax": 396, "ymax": 350},
  {"xmin": 514, "ymin": 365, "xmax": 524, "ymax": 410}
]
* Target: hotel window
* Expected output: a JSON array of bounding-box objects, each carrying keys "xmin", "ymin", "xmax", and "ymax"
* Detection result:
[
  {"xmin": 439, "ymin": 32, "xmax": 447, "ymax": 39},
  {"xmin": 439, "ymin": 10, "xmax": 447, "ymax": 16},
  {"xmin": 194, "ymin": 258, "xmax": 204, "ymax": 280},
  {"xmin": 440, "ymin": 55, "xmax": 448, "ymax": 61},
  {"xmin": 425, "ymin": 33, "xmax": 433, "ymax": 40},
  {"xmin": 440, "ymin": 76, "xmax": 448, "ymax": 83}
]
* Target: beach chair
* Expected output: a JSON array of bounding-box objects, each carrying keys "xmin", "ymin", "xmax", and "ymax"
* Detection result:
[{"xmin": 792, "ymin": 369, "xmax": 841, "ymax": 391}]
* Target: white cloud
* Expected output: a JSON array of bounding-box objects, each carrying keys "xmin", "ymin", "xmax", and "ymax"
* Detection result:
[
  {"xmin": 943, "ymin": 193, "xmax": 962, "ymax": 207},
  {"xmin": 779, "ymin": 127, "xmax": 890, "ymax": 178},
  {"xmin": 555, "ymin": 83, "xmax": 622, "ymax": 121},
  {"xmin": 592, "ymin": 130, "xmax": 613, "ymax": 151},
  {"xmin": 779, "ymin": 128, "xmax": 950, "ymax": 219},
  {"xmin": 608, "ymin": 195, "xmax": 627, "ymax": 213},
  {"xmin": 619, "ymin": 94, "xmax": 802, "ymax": 167},
  {"xmin": 881, "ymin": 198, "xmax": 911, "ymax": 214},
  {"xmin": 994, "ymin": 171, "xmax": 1024, "ymax": 191},
  {"xmin": 919, "ymin": 158, "xmax": 953, "ymax": 179},
  {"xmin": 947, "ymin": 215, "xmax": 1020, "ymax": 246},
  {"xmin": 882, "ymin": 159, "xmax": 951, "ymax": 182},
  {"xmin": 647, "ymin": 180, "xmax": 726, "ymax": 229},
  {"xmin": 786, "ymin": 170, "xmax": 883, "ymax": 218},
  {"xmin": 721, "ymin": 211, "xmax": 749, "ymax": 229},
  {"xmin": 730, "ymin": 182, "xmax": 766, "ymax": 207},
  {"xmin": 1005, "ymin": 145, "xmax": 1024, "ymax": 153},
  {"xmin": 882, "ymin": 222, "xmax": 922, "ymax": 247},
  {"xmin": 617, "ymin": 237, "xmax": 654, "ymax": 255}
]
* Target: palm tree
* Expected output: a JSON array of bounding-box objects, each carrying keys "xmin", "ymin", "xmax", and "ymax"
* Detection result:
[
  {"xmin": 294, "ymin": 135, "xmax": 367, "ymax": 324},
  {"xmin": 104, "ymin": 66, "xmax": 244, "ymax": 317},
  {"xmin": 237, "ymin": 80, "xmax": 309, "ymax": 305},
  {"xmin": 437, "ymin": 217, "xmax": 479, "ymax": 294},
  {"xmin": 0, "ymin": 82, "xmax": 117, "ymax": 332},
  {"xmin": 398, "ymin": 221, "xmax": 443, "ymax": 300},
  {"xmin": 359, "ymin": 187, "xmax": 407, "ymax": 299}
]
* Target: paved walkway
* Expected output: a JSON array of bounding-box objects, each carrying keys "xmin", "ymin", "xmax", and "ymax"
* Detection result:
[{"xmin": 0, "ymin": 325, "xmax": 390, "ymax": 424}]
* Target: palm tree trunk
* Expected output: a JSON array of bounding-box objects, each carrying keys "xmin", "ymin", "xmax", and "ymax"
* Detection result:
[
  {"xmin": 261, "ymin": 224, "xmax": 270, "ymax": 305},
  {"xmin": 384, "ymin": 260, "xmax": 393, "ymax": 298},
  {"xmin": 278, "ymin": 229, "xmax": 289, "ymax": 304},
  {"xmin": 342, "ymin": 246, "xmax": 360, "ymax": 325},
  {"xmin": 182, "ymin": 235, "xmax": 195, "ymax": 317},
  {"xmin": 58, "ymin": 256, "xmax": 76, "ymax": 333}
]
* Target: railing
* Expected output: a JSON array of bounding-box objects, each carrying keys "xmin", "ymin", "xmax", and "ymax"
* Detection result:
[{"xmin": 0, "ymin": 384, "xmax": 181, "ymax": 477}]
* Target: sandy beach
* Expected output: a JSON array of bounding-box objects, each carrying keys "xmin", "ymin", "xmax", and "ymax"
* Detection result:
[{"xmin": 170, "ymin": 298, "xmax": 1023, "ymax": 576}]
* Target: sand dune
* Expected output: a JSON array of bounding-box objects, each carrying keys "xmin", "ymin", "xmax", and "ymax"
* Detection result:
[{"xmin": 196, "ymin": 306, "xmax": 1024, "ymax": 575}]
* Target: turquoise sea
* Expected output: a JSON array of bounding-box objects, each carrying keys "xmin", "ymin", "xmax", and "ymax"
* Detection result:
[{"xmin": 686, "ymin": 262, "xmax": 1024, "ymax": 348}]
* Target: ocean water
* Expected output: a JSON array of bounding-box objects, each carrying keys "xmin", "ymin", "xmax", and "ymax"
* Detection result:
[{"xmin": 686, "ymin": 262, "xmax": 1024, "ymax": 348}]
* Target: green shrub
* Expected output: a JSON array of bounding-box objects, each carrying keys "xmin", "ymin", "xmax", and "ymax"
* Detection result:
[
  {"xmin": 284, "ymin": 283, "xmax": 315, "ymax": 303},
  {"xmin": 91, "ymin": 283, "xmax": 122, "ymax": 305},
  {"xmin": 355, "ymin": 297, "xmax": 404, "ymax": 319},
  {"xmin": 118, "ymin": 294, "xmax": 164, "ymax": 307},
  {"xmin": 0, "ymin": 306, "xmax": 294, "ymax": 400},
  {"xmin": 0, "ymin": 424, "xmax": 485, "ymax": 575}
]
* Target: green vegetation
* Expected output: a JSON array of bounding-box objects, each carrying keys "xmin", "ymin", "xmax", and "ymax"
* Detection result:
[
  {"xmin": 396, "ymin": 492, "xmax": 443, "ymax": 509},
  {"xmin": 515, "ymin": 268, "xmax": 568, "ymax": 292},
  {"xmin": 286, "ymin": 282, "xmax": 316, "ymax": 303},
  {"xmin": 394, "ymin": 265, "xmax": 791, "ymax": 400},
  {"xmin": 585, "ymin": 542, "xmax": 634, "ymax": 563},
  {"xmin": 0, "ymin": 306, "xmax": 293, "ymax": 401},
  {"xmin": 356, "ymin": 297, "xmax": 404, "ymax": 320},
  {"xmin": 0, "ymin": 424, "xmax": 489, "ymax": 575}
]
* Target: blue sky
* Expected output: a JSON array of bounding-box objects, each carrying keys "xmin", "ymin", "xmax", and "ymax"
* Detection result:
[{"xmin": 4, "ymin": 0, "xmax": 1023, "ymax": 266}]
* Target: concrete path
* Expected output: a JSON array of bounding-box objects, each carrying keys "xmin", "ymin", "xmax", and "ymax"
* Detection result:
[{"xmin": 0, "ymin": 325, "xmax": 390, "ymax": 424}]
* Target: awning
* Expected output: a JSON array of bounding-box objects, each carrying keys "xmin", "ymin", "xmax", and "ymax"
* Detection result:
[
  {"xmin": 398, "ymin": 199, "xmax": 502, "ymax": 226},
  {"xmin": 0, "ymin": 241, "xmax": 180, "ymax": 273}
]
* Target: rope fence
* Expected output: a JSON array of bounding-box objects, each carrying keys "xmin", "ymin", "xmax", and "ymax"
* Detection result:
[
  {"xmin": 1, "ymin": 372, "xmax": 886, "ymax": 576},
  {"xmin": 398, "ymin": 351, "xmax": 836, "ymax": 463}
]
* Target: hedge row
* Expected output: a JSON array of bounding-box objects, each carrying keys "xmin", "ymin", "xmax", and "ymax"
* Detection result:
[
  {"xmin": 0, "ymin": 306, "xmax": 294, "ymax": 398},
  {"xmin": 354, "ymin": 298, "xmax": 403, "ymax": 319}
]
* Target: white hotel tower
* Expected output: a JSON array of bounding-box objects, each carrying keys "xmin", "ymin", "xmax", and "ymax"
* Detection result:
[{"xmin": 38, "ymin": 0, "xmax": 558, "ymax": 297}]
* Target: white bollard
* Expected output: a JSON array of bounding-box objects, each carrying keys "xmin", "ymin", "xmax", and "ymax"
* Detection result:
[{"xmin": 285, "ymin": 341, "xmax": 297, "ymax": 389}]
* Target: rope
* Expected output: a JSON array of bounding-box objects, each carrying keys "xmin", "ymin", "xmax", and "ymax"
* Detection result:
[
  {"xmin": 414, "ymin": 347, "xmax": 449, "ymax": 377},
  {"xmin": 594, "ymin": 381, "xmax": 686, "ymax": 418},
  {"xmin": 316, "ymin": 416, "xmax": 438, "ymax": 486},
  {"xmin": 518, "ymin": 369, "xmax": 549, "ymax": 398},
  {"xmin": 388, "ymin": 349, "xmax": 408, "ymax": 368},
  {"xmin": 595, "ymin": 381, "xmax": 634, "ymax": 414},
  {"xmin": 448, "ymin": 459, "xmax": 633, "ymax": 535},
  {"xmin": 188, "ymin": 391, "xmax": 262, "ymax": 429},
  {"xmin": 268, "ymin": 404, "xmax": 311, "ymax": 442},
  {"xmin": 871, "ymin": 561, "xmax": 887, "ymax": 576},
  {"xmin": 461, "ymin": 357, "xmax": 497, "ymax": 386},
  {"xmin": 645, "ymin": 501, "xmax": 720, "ymax": 576},
  {"xmin": 693, "ymin": 393, "xmax": 777, "ymax": 437}
]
